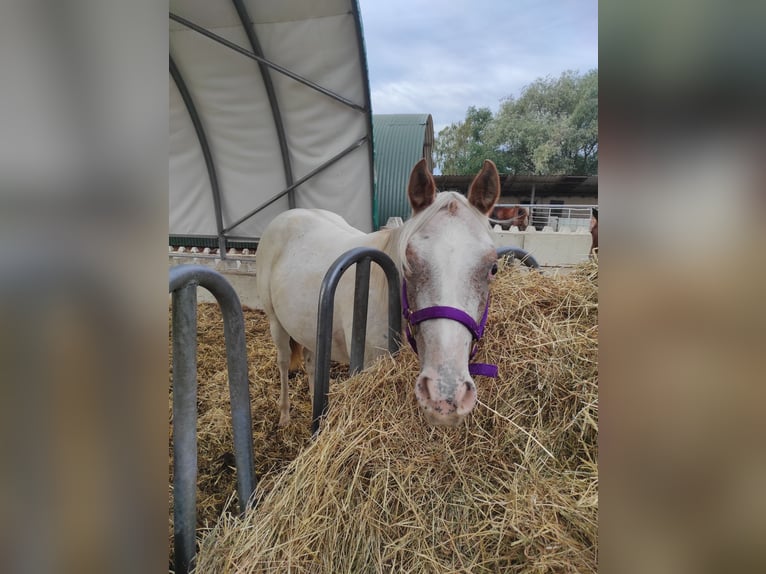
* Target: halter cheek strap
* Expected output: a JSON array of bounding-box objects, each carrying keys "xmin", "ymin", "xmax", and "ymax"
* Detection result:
[{"xmin": 401, "ymin": 280, "xmax": 498, "ymax": 378}]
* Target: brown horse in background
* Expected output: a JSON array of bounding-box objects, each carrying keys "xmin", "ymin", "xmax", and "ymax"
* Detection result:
[
  {"xmin": 489, "ymin": 206, "xmax": 528, "ymax": 230},
  {"xmin": 590, "ymin": 207, "xmax": 598, "ymax": 256}
]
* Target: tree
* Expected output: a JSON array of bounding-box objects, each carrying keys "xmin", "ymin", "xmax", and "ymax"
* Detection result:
[
  {"xmin": 434, "ymin": 106, "xmax": 499, "ymax": 175},
  {"xmin": 434, "ymin": 70, "xmax": 598, "ymax": 175}
]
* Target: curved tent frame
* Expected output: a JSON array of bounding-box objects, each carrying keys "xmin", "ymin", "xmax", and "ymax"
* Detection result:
[{"xmin": 169, "ymin": 1, "xmax": 375, "ymax": 254}]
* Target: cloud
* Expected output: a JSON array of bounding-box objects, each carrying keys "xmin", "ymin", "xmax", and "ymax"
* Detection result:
[{"xmin": 359, "ymin": 0, "xmax": 598, "ymax": 132}]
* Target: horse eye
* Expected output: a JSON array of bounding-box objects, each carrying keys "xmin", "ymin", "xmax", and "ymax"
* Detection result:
[{"xmin": 490, "ymin": 263, "xmax": 498, "ymax": 276}]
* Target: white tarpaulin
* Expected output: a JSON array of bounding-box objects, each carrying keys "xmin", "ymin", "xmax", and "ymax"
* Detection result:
[{"xmin": 169, "ymin": 0, "xmax": 375, "ymax": 245}]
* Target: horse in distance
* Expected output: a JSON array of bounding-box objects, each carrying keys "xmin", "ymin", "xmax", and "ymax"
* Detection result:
[{"xmin": 490, "ymin": 205, "xmax": 529, "ymax": 230}]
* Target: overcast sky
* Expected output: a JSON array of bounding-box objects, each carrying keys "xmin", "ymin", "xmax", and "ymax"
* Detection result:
[{"xmin": 358, "ymin": 0, "xmax": 598, "ymax": 135}]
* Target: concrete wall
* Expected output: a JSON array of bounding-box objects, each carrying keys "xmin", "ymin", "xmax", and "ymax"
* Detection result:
[
  {"xmin": 492, "ymin": 224, "xmax": 592, "ymax": 267},
  {"xmin": 169, "ymin": 248, "xmax": 263, "ymax": 309}
]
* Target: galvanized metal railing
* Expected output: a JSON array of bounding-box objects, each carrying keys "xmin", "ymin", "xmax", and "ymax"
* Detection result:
[
  {"xmin": 169, "ymin": 265, "xmax": 256, "ymax": 574},
  {"xmin": 312, "ymin": 248, "xmax": 402, "ymax": 435},
  {"xmin": 493, "ymin": 203, "xmax": 597, "ymax": 231},
  {"xmin": 541, "ymin": 204, "xmax": 595, "ymax": 230}
]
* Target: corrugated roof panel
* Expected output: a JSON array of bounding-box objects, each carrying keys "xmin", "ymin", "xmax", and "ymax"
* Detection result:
[{"xmin": 372, "ymin": 114, "xmax": 433, "ymax": 229}]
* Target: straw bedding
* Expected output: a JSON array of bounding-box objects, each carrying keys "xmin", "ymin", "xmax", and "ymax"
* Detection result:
[{"xmin": 169, "ymin": 259, "xmax": 598, "ymax": 573}]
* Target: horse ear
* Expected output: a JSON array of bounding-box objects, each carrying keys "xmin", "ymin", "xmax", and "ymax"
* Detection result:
[
  {"xmin": 467, "ymin": 160, "xmax": 500, "ymax": 215},
  {"xmin": 407, "ymin": 158, "xmax": 436, "ymax": 214}
]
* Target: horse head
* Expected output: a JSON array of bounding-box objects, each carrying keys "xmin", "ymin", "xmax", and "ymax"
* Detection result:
[
  {"xmin": 490, "ymin": 205, "xmax": 528, "ymax": 230},
  {"xmin": 400, "ymin": 159, "xmax": 500, "ymax": 426}
]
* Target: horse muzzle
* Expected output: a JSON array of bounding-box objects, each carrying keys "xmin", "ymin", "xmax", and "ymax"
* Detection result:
[{"xmin": 414, "ymin": 367, "xmax": 477, "ymax": 426}]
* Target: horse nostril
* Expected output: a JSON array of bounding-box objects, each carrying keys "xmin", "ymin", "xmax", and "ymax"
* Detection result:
[
  {"xmin": 416, "ymin": 376, "xmax": 432, "ymax": 401},
  {"xmin": 455, "ymin": 379, "xmax": 477, "ymax": 414}
]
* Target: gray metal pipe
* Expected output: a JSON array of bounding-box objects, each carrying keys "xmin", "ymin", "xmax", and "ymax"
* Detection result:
[
  {"xmin": 496, "ymin": 246, "xmax": 540, "ymax": 269},
  {"xmin": 230, "ymin": 0, "xmax": 296, "ymax": 209},
  {"xmin": 169, "ymin": 12, "xmax": 366, "ymax": 113},
  {"xmin": 312, "ymin": 248, "xmax": 401, "ymax": 435},
  {"xmin": 169, "ymin": 56, "xmax": 227, "ymax": 258},
  {"xmin": 350, "ymin": 257, "xmax": 371, "ymax": 375},
  {"xmin": 171, "ymin": 283, "xmax": 198, "ymax": 574},
  {"xmin": 349, "ymin": 0, "xmax": 377, "ymax": 227},
  {"xmin": 169, "ymin": 265, "xmax": 256, "ymax": 574},
  {"xmin": 223, "ymin": 136, "xmax": 368, "ymax": 234}
]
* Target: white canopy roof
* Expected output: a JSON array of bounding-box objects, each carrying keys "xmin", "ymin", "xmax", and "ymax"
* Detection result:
[{"xmin": 169, "ymin": 0, "xmax": 375, "ymax": 249}]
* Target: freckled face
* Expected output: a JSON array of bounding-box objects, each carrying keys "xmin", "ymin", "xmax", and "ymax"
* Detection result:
[{"xmin": 404, "ymin": 208, "xmax": 497, "ymax": 425}]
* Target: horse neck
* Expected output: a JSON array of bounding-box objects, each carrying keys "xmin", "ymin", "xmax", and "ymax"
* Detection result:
[
  {"xmin": 361, "ymin": 224, "xmax": 404, "ymax": 270},
  {"xmin": 357, "ymin": 225, "xmax": 405, "ymax": 313}
]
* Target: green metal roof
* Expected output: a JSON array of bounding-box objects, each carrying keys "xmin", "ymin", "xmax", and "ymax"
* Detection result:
[{"xmin": 372, "ymin": 114, "xmax": 434, "ymax": 229}]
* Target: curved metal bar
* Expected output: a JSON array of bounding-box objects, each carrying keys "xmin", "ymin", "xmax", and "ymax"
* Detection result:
[
  {"xmin": 350, "ymin": 0, "xmax": 377, "ymax": 228},
  {"xmin": 170, "ymin": 12, "xmax": 366, "ymax": 113},
  {"xmin": 350, "ymin": 257, "xmax": 371, "ymax": 375},
  {"xmin": 230, "ymin": 0, "xmax": 296, "ymax": 209},
  {"xmin": 312, "ymin": 248, "xmax": 401, "ymax": 435},
  {"xmin": 169, "ymin": 265, "xmax": 256, "ymax": 574},
  {"xmin": 170, "ymin": 283, "xmax": 198, "ymax": 574},
  {"xmin": 496, "ymin": 246, "xmax": 541, "ymax": 269},
  {"xmin": 169, "ymin": 56, "xmax": 227, "ymax": 257}
]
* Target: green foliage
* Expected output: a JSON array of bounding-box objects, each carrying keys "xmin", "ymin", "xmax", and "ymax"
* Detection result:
[
  {"xmin": 434, "ymin": 106, "xmax": 498, "ymax": 175},
  {"xmin": 435, "ymin": 70, "xmax": 598, "ymax": 175}
]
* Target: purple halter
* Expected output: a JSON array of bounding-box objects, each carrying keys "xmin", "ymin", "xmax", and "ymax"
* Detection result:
[{"xmin": 401, "ymin": 279, "xmax": 498, "ymax": 378}]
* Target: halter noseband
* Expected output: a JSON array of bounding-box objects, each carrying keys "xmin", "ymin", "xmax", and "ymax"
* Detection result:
[{"xmin": 401, "ymin": 279, "xmax": 498, "ymax": 378}]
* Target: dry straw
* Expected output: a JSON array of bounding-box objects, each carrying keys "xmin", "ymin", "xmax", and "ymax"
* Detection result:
[{"xmin": 169, "ymin": 259, "xmax": 598, "ymax": 573}]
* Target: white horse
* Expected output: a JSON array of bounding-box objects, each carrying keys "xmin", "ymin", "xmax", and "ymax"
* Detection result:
[{"xmin": 255, "ymin": 159, "xmax": 501, "ymax": 426}]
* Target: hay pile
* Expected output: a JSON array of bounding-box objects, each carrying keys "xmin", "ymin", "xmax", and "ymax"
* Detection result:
[{"xmin": 184, "ymin": 260, "xmax": 598, "ymax": 573}]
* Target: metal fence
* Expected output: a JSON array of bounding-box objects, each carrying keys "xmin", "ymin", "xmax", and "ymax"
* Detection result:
[{"xmin": 495, "ymin": 203, "xmax": 597, "ymax": 231}]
